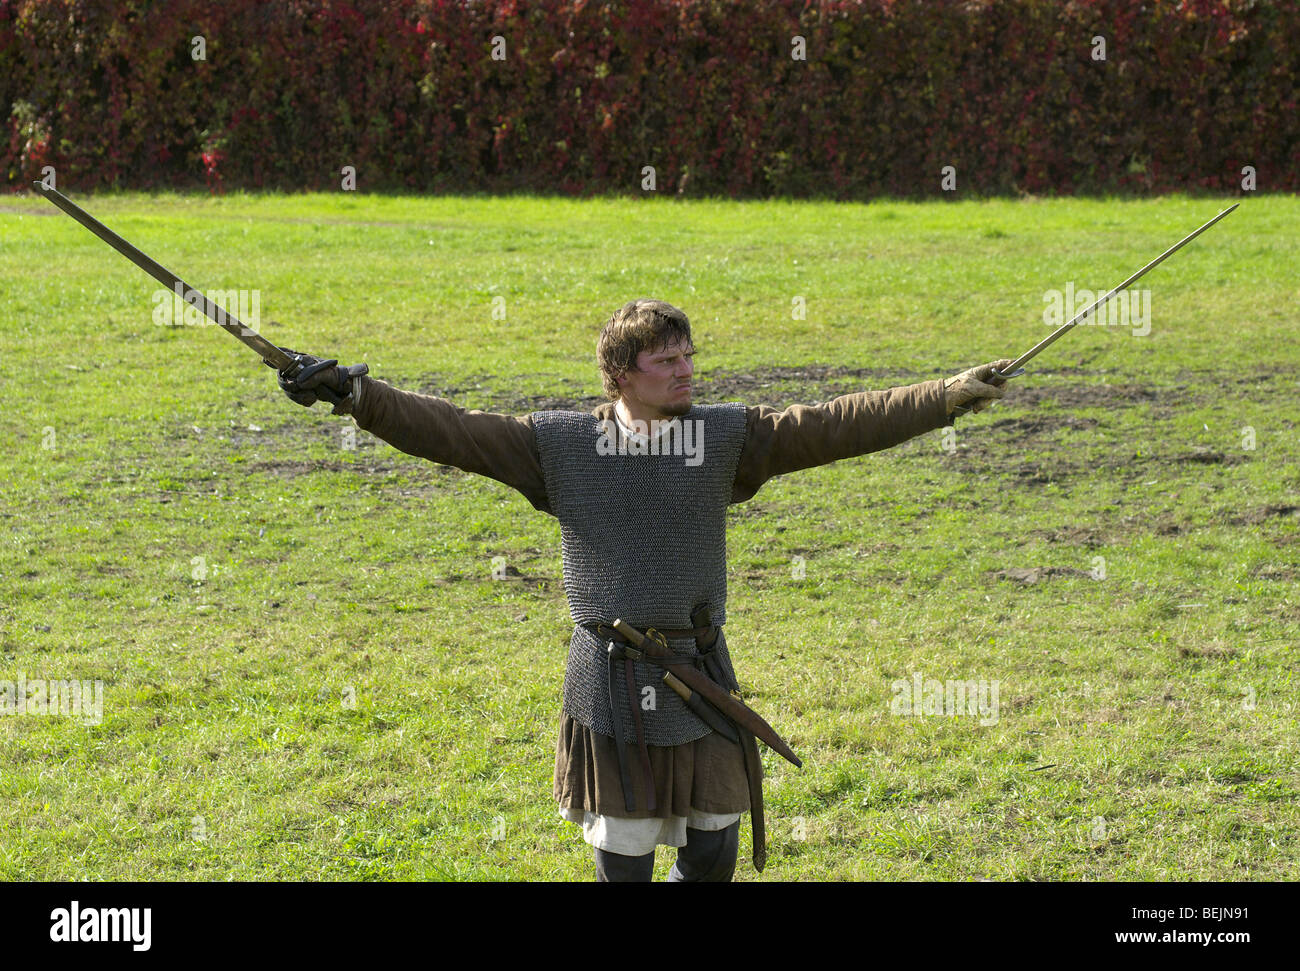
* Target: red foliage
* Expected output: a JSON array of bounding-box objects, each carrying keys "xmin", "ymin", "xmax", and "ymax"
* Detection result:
[{"xmin": 1, "ymin": 0, "xmax": 1295, "ymax": 195}]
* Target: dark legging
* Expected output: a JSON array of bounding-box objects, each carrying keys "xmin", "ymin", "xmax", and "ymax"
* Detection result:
[{"xmin": 594, "ymin": 821, "xmax": 740, "ymax": 882}]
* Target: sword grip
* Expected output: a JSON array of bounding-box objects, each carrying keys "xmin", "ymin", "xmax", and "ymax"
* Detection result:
[{"xmin": 951, "ymin": 366, "xmax": 1025, "ymax": 416}]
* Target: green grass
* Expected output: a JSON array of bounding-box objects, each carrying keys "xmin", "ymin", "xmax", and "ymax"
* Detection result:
[{"xmin": 1, "ymin": 190, "xmax": 1296, "ymax": 880}]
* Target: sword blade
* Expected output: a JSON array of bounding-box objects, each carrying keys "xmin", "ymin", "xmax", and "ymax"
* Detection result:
[
  {"xmin": 32, "ymin": 181, "xmax": 293, "ymax": 370},
  {"xmin": 1003, "ymin": 203, "xmax": 1239, "ymax": 374}
]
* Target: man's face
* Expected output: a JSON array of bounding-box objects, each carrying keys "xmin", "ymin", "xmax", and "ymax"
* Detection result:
[{"xmin": 617, "ymin": 338, "xmax": 695, "ymax": 418}]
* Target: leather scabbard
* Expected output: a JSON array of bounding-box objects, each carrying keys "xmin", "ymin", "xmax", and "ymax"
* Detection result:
[
  {"xmin": 625, "ymin": 655, "xmax": 657, "ymax": 813},
  {"xmin": 691, "ymin": 604, "xmax": 767, "ymax": 874},
  {"xmin": 606, "ymin": 642, "xmax": 637, "ymax": 812},
  {"xmin": 738, "ymin": 726, "xmax": 767, "ymax": 872},
  {"xmin": 611, "ymin": 619, "xmax": 801, "ymax": 769}
]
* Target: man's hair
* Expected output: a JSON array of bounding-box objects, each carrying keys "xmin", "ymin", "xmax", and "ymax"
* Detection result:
[{"xmin": 596, "ymin": 298, "xmax": 694, "ymax": 400}]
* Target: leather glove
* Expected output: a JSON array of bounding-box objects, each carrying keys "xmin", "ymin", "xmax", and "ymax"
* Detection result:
[
  {"xmin": 944, "ymin": 358, "xmax": 1015, "ymax": 416},
  {"xmin": 274, "ymin": 348, "xmax": 369, "ymax": 416}
]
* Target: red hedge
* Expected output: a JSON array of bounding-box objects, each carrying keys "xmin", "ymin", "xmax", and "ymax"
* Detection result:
[{"xmin": 3, "ymin": 0, "xmax": 1296, "ymax": 195}]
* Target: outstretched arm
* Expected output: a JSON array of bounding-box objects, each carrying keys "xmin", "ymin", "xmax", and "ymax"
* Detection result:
[
  {"xmin": 730, "ymin": 361, "xmax": 1011, "ymax": 503},
  {"xmin": 350, "ymin": 377, "xmax": 550, "ymax": 513},
  {"xmin": 275, "ymin": 351, "xmax": 550, "ymax": 514}
]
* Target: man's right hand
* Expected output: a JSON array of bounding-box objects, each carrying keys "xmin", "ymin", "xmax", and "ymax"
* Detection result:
[
  {"xmin": 944, "ymin": 359, "xmax": 1015, "ymax": 416},
  {"xmin": 274, "ymin": 348, "xmax": 369, "ymax": 415}
]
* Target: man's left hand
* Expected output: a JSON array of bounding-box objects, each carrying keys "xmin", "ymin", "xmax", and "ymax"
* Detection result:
[{"xmin": 944, "ymin": 359, "xmax": 1015, "ymax": 415}]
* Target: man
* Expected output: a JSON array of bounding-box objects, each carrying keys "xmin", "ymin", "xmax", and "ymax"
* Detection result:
[{"xmin": 277, "ymin": 298, "xmax": 1011, "ymax": 881}]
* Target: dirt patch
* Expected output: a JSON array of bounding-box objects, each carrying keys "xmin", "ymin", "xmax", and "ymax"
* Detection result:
[
  {"xmin": 1153, "ymin": 519, "xmax": 1187, "ymax": 536},
  {"xmin": 988, "ymin": 566, "xmax": 1092, "ymax": 584},
  {"xmin": 1250, "ymin": 564, "xmax": 1297, "ymax": 582},
  {"xmin": 483, "ymin": 563, "xmax": 552, "ymax": 588},
  {"xmin": 408, "ymin": 373, "xmax": 602, "ymax": 413},
  {"xmin": 1178, "ymin": 643, "xmax": 1239, "ymax": 660},
  {"xmin": 246, "ymin": 459, "xmax": 413, "ymax": 477},
  {"xmin": 1012, "ymin": 465, "xmax": 1052, "ymax": 485},
  {"xmin": 987, "ymin": 414, "xmax": 1100, "ymax": 436},
  {"xmin": 1174, "ymin": 448, "xmax": 1244, "ymax": 466},
  {"xmin": 1227, "ymin": 504, "xmax": 1300, "ymax": 526},
  {"xmin": 1025, "ymin": 525, "xmax": 1114, "ymax": 548},
  {"xmin": 1175, "ymin": 363, "xmax": 1298, "ymax": 387},
  {"xmin": 1010, "ymin": 383, "xmax": 1162, "ymax": 411}
]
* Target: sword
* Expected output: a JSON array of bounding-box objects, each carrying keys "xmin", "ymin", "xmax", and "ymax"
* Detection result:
[
  {"xmin": 31, "ymin": 182, "xmax": 342, "ymax": 404},
  {"xmin": 956, "ymin": 203, "xmax": 1240, "ymax": 412}
]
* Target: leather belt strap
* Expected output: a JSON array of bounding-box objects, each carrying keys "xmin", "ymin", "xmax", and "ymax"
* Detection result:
[
  {"xmin": 594, "ymin": 622, "xmax": 714, "ymax": 641},
  {"xmin": 624, "ymin": 655, "xmax": 657, "ymax": 812},
  {"xmin": 605, "ymin": 642, "xmax": 638, "ymax": 812}
]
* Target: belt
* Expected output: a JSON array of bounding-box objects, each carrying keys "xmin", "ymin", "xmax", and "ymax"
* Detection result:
[
  {"xmin": 594, "ymin": 623, "xmax": 716, "ymax": 641},
  {"xmin": 584, "ymin": 606, "xmax": 768, "ymax": 873}
]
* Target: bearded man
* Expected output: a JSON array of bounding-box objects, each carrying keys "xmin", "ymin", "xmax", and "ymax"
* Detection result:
[{"xmin": 277, "ymin": 298, "xmax": 1011, "ymax": 882}]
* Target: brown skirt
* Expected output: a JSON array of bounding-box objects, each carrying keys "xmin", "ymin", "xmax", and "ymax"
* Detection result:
[{"xmin": 553, "ymin": 712, "xmax": 751, "ymax": 818}]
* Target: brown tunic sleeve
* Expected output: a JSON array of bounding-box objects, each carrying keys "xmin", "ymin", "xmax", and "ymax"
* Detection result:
[
  {"xmin": 349, "ymin": 375, "xmax": 552, "ymax": 514},
  {"xmin": 731, "ymin": 378, "xmax": 950, "ymax": 503}
]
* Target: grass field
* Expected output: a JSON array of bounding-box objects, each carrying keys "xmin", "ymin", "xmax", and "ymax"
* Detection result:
[{"xmin": 0, "ymin": 190, "xmax": 1296, "ymax": 881}]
